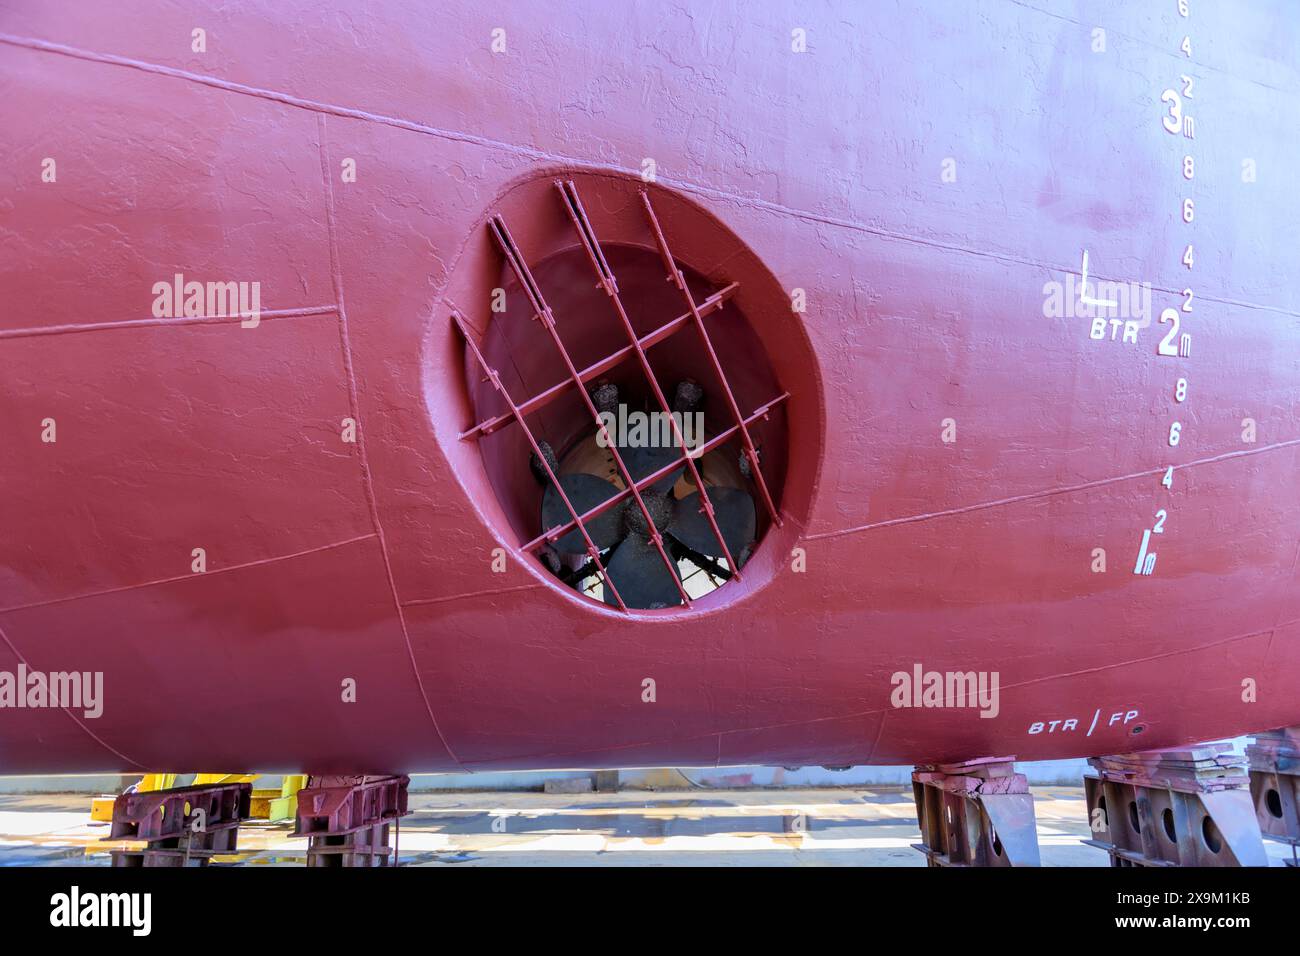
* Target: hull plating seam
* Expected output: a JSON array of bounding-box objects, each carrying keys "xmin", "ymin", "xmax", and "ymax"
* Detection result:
[{"xmin": 1, "ymin": 31, "xmax": 1296, "ymax": 320}]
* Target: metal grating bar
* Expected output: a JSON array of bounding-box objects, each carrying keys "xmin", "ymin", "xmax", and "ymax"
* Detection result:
[
  {"xmin": 556, "ymin": 179, "xmax": 744, "ymax": 580},
  {"xmin": 639, "ymin": 190, "xmax": 783, "ymax": 527},
  {"xmin": 450, "ymin": 309, "xmax": 629, "ymax": 611},
  {"xmin": 522, "ymin": 392, "xmax": 789, "ymax": 552},
  {"xmin": 488, "ymin": 214, "xmax": 693, "ymax": 608},
  {"xmin": 459, "ymin": 283, "xmax": 738, "ymax": 441}
]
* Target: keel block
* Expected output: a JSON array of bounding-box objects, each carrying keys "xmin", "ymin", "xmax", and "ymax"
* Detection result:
[
  {"xmin": 911, "ymin": 756, "xmax": 1040, "ymax": 866},
  {"xmin": 1084, "ymin": 743, "xmax": 1267, "ymax": 867},
  {"xmin": 1247, "ymin": 727, "xmax": 1300, "ymax": 865},
  {"xmin": 293, "ymin": 774, "xmax": 410, "ymax": 867},
  {"xmin": 104, "ymin": 780, "xmax": 252, "ymax": 867}
]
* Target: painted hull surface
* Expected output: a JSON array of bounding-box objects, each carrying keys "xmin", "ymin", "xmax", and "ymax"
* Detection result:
[{"xmin": 1, "ymin": 1, "xmax": 1298, "ymax": 775}]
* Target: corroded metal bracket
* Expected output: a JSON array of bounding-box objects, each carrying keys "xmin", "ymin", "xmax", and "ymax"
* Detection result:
[
  {"xmin": 104, "ymin": 780, "xmax": 252, "ymax": 867},
  {"xmin": 911, "ymin": 756, "xmax": 1041, "ymax": 866},
  {"xmin": 1247, "ymin": 727, "xmax": 1300, "ymax": 866},
  {"xmin": 1084, "ymin": 743, "xmax": 1267, "ymax": 867},
  {"xmin": 293, "ymin": 774, "xmax": 410, "ymax": 867}
]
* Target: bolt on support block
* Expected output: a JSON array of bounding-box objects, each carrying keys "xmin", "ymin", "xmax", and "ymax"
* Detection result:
[
  {"xmin": 293, "ymin": 774, "xmax": 410, "ymax": 867},
  {"xmin": 1247, "ymin": 727, "xmax": 1300, "ymax": 866},
  {"xmin": 911, "ymin": 756, "xmax": 1040, "ymax": 866},
  {"xmin": 1084, "ymin": 743, "xmax": 1268, "ymax": 867},
  {"xmin": 104, "ymin": 780, "xmax": 253, "ymax": 867}
]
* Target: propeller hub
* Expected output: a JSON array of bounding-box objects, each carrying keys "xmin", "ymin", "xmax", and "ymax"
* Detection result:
[
  {"xmin": 624, "ymin": 491, "xmax": 674, "ymax": 538},
  {"xmin": 590, "ymin": 381, "xmax": 619, "ymax": 417}
]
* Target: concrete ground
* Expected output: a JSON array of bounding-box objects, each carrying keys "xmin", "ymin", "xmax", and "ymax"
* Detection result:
[{"xmin": 2, "ymin": 786, "xmax": 1295, "ymax": 866}]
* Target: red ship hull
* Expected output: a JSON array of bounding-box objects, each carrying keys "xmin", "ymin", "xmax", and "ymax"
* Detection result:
[{"xmin": 1, "ymin": 1, "xmax": 1298, "ymax": 775}]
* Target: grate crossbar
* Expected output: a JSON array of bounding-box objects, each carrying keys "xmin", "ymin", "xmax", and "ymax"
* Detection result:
[
  {"xmin": 453, "ymin": 186, "xmax": 789, "ymax": 612},
  {"xmin": 639, "ymin": 189, "xmax": 783, "ymax": 528},
  {"xmin": 520, "ymin": 392, "xmax": 789, "ymax": 552},
  {"xmin": 451, "ymin": 309, "xmax": 630, "ymax": 611},
  {"xmin": 488, "ymin": 214, "xmax": 693, "ymax": 608},
  {"xmin": 458, "ymin": 283, "xmax": 737, "ymax": 441},
  {"xmin": 556, "ymin": 179, "xmax": 743, "ymax": 579}
]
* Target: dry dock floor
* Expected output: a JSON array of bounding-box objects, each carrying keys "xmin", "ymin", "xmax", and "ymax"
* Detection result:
[{"xmin": 1, "ymin": 786, "xmax": 1295, "ymax": 866}]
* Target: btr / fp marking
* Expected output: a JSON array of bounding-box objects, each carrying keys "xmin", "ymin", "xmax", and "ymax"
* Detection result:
[{"xmin": 1028, "ymin": 708, "xmax": 1141, "ymax": 736}]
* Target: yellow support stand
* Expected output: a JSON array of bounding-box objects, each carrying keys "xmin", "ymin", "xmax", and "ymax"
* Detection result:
[
  {"xmin": 89, "ymin": 795, "xmax": 117, "ymax": 822},
  {"xmin": 251, "ymin": 775, "xmax": 307, "ymax": 822},
  {"xmin": 193, "ymin": 773, "xmax": 258, "ymax": 787}
]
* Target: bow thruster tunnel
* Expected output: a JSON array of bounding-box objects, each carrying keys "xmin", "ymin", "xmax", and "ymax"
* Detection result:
[{"xmin": 433, "ymin": 171, "xmax": 821, "ymax": 613}]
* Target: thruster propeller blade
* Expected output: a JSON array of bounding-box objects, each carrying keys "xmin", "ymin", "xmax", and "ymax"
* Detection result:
[
  {"xmin": 668, "ymin": 486, "xmax": 756, "ymax": 563},
  {"xmin": 541, "ymin": 473, "xmax": 625, "ymax": 554},
  {"xmin": 601, "ymin": 535, "xmax": 683, "ymax": 609}
]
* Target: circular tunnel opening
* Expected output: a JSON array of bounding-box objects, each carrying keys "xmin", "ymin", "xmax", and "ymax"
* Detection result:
[
  {"xmin": 471, "ymin": 242, "xmax": 788, "ymax": 609},
  {"xmin": 431, "ymin": 169, "xmax": 821, "ymax": 616}
]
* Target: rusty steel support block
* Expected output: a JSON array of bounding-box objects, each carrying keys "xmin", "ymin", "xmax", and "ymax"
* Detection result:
[
  {"xmin": 293, "ymin": 774, "xmax": 410, "ymax": 867},
  {"xmin": 1247, "ymin": 727, "xmax": 1300, "ymax": 866},
  {"xmin": 1084, "ymin": 743, "xmax": 1267, "ymax": 867},
  {"xmin": 105, "ymin": 780, "xmax": 252, "ymax": 867},
  {"xmin": 911, "ymin": 756, "xmax": 1040, "ymax": 866}
]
